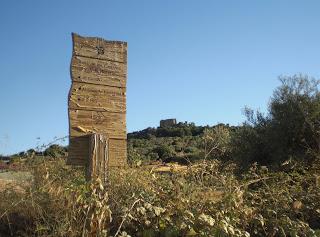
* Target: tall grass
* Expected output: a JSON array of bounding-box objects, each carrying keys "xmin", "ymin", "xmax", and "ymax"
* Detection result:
[{"xmin": 0, "ymin": 157, "xmax": 319, "ymax": 236}]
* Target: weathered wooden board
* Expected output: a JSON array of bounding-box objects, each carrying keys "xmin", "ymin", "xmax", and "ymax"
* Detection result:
[
  {"xmin": 87, "ymin": 133, "xmax": 109, "ymax": 182},
  {"xmin": 67, "ymin": 136, "xmax": 90, "ymax": 166},
  {"xmin": 69, "ymin": 109, "xmax": 126, "ymax": 139},
  {"xmin": 67, "ymin": 33, "xmax": 127, "ymax": 168},
  {"xmin": 72, "ymin": 56, "xmax": 127, "ymax": 88},
  {"xmin": 109, "ymin": 139, "xmax": 127, "ymax": 167},
  {"xmin": 67, "ymin": 134, "xmax": 127, "ymax": 168},
  {"xmin": 69, "ymin": 82, "xmax": 126, "ymax": 112},
  {"xmin": 72, "ymin": 33, "xmax": 127, "ymax": 63}
]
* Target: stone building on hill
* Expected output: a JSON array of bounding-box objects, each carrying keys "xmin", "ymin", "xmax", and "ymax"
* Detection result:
[{"xmin": 160, "ymin": 119, "xmax": 177, "ymax": 128}]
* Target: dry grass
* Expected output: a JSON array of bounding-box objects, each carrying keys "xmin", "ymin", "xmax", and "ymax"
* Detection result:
[{"xmin": 0, "ymin": 158, "xmax": 319, "ymax": 236}]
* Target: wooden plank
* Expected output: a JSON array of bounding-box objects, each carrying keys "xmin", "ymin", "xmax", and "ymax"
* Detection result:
[
  {"xmin": 67, "ymin": 135, "xmax": 127, "ymax": 168},
  {"xmin": 71, "ymin": 56, "xmax": 126, "ymax": 88},
  {"xmin": 69, "ymin": 109, "xmax": 126, "ymax": 139},
  {"xmin": 67, "ymin": 135, "xmax": 89, "ymax": 166},
  {"xmin": 72, "ymin": 33, "xmax": 127, "ymax": 63},
  {"xmin": 86, "ymin": 134, "xmax": 109, "ymax": 183},
  {"xmin": 108, "ymin": 139, "xmax": 127, "ymax": 167},
  {"xmin": 69, "ymin": 82, "xmax": 126, "ymax": 113}
]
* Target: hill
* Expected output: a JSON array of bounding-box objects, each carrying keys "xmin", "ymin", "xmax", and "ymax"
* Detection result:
[{"xmin": 127, "ymin": 122, "xmax": 236, "ymax": 165}]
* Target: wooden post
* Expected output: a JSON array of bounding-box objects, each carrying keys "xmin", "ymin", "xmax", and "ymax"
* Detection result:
[{"xmin": 86, "ymin": 133, "xmax": 109, "ymax": 184}]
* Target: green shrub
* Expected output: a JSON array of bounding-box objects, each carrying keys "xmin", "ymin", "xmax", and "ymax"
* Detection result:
[
  {"xmin": 232, "ymin": 74, "xmax": 320, "ymax": 166},
  {"xmin": 44, "ymin": 144, "xmax": 67, "ymax": 158},
  {"xmin": 153, "ymin": 145, "xmax": 175, "ymax": 160}
]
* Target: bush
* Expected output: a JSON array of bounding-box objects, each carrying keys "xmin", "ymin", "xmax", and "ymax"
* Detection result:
[
  {"xmin": 202, "ymin": 125, "xmax": 231, "ymax": 160},
  {"xmin": 0, "ymin": 159, "xmax": 110, "ymax": 236},
  {"xmin": 153, "ymin": 145, "xmax": 175, "ymax": 160},
  {"xmin": 269, "ymin": 75, "xmax": 320, "ymax": 160},
  {"xmin": 44, "ymin": 144, "xmax": 67, "ymax": 158},
  {"xmin": 1, "ymin": 156, "xmax": 320, "ymax": 236},
  {"xmin": 232, "ymin": 74, "xmax": 320, "ymax": 166},
  {"xmin": 108, "ymin": 159, "xmax": 320, "ymax": 236}
]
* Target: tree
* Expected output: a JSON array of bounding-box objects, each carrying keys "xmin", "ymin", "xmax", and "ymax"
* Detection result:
[
  {"xmin": 269, "ymin": 75, "xmax": 320, "ymax": 159},
  {"xmin": 153, "ymin": 145, "xmax": 175, "ymax": 160},
  {"xmin": 232, "ymin": 74, "xmax": 320, "ymax": 166}
]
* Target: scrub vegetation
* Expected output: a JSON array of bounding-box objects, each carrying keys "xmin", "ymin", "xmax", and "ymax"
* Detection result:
[{"xmin": 0, "ymin": 74, "xmax": 319, "ymax": 236}]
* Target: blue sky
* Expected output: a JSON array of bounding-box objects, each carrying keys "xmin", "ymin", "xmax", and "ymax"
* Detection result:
[{"xmin": 0, "ymin": 0, "xmax": 319, "ymax": 155}]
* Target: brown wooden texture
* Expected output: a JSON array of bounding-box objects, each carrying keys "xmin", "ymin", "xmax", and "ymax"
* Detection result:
[
  {"xmin": 67, "ymin": 33, "xmax": 127, "ymax": 168},
  {"xmin": 69, "ymin": 82, "xmax": 126, "ymax": 112},
  {"xmin": 72, "ymin": 33, "xmax": 127, "ymax": 63},
  {"xmin": 67, "ymin": 136, "xmax": 89, "ymax": 166},
  {"xmin": 69, "ymin": 109, "xmax": 126, "ymax": 138},
  {"xmin": 68, "ymin": 134, "xmax": 127, "ymax": 168},
  {"xmin": 72, "ymin": 56, "xmax": 126, "ymax": 87},
  {"xmin": 86, "ymin": 134, "xmax": 109, "ymax": 182},
  {"xmin": 108, "ymin": 139, "xmax": 127, "ymax": 167}
]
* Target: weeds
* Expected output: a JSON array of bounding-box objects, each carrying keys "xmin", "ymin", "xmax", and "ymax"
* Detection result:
[{"xmin": 0, "ymin": 157, "xmax": 319, "ymax": 236}]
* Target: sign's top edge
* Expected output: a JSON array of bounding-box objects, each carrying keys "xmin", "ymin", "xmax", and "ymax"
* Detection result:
[{"xmin": 72, "ymin": 32, "xmax": 127, "ymax": 45}]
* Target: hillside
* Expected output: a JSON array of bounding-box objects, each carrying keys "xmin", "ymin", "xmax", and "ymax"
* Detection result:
[{"xmin": 127, "ymin": 122, "xmax": 236, "ymax": 165}]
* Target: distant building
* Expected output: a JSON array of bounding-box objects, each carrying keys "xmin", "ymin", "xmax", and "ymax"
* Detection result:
[{"xmin": 160, "ymin": 119, "xmax": 177, "ymax": 128}]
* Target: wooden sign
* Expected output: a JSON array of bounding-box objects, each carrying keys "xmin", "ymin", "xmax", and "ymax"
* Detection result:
[{"xmin": 67, "ymin": 33, "xmax": 127, "ymax": 168}]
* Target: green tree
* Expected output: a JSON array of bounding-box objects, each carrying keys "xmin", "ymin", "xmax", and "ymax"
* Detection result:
[
  {"xmin": 269, "ymin": 75, "xmax": 320, "ymax": 159},
  {"xmin": 153, "ymin": 145, "xmax": 175, "ymax": 160},
  {"xmin": 232, "ymin": 74, "xmax": 320, "ymax": 166}
]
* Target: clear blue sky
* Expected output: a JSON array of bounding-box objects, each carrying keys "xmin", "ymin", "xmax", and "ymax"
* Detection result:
[{"xmin": 0, "ymin": 0, "xmax": 319, "ymax": 155}]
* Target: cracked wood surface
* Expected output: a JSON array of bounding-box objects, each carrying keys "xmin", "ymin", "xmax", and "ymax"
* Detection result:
[
  {"xmin": 72, "ymin": 56, "xmax": 126, "ymax": 87},
  {"xmin": 72, "ymin": 33, "xmax": 127, "ymax": 63},
  {"xmin": 69, "ymin": 82, "xmax": 126, "ymax": 113},
  {"xmin": 69, "ymin": 109, "xmax": 126, "ymax": 138}
]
